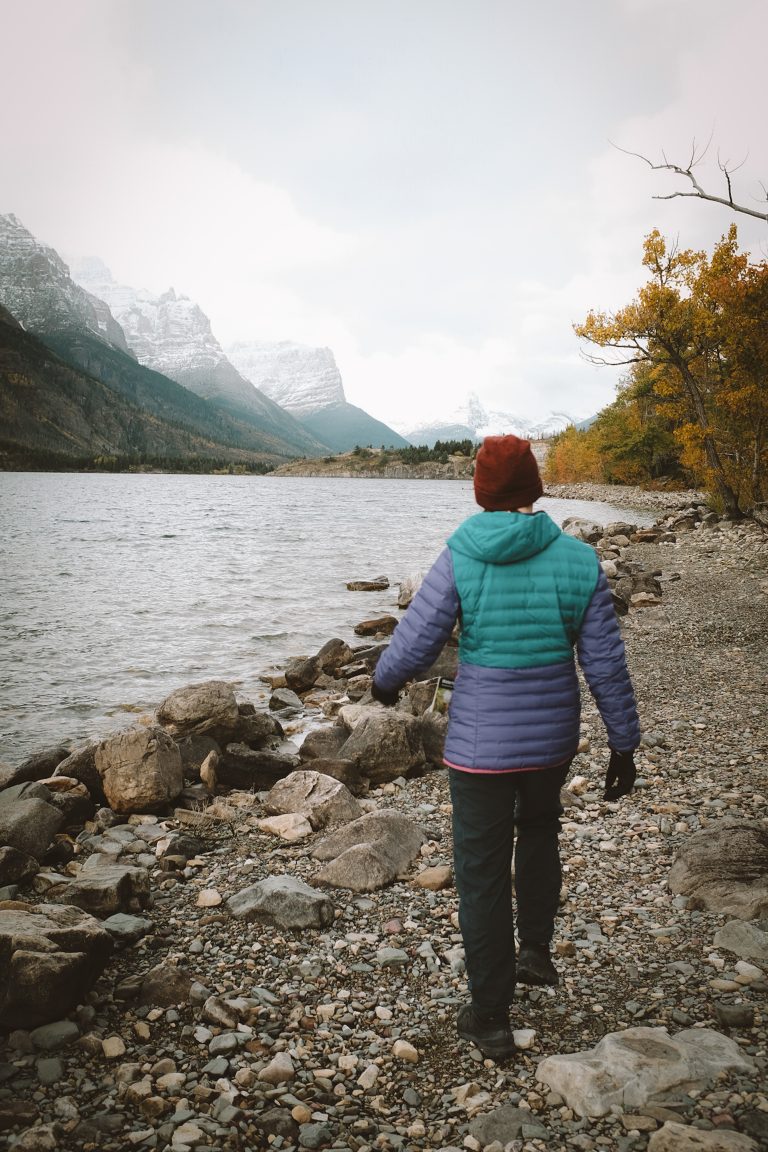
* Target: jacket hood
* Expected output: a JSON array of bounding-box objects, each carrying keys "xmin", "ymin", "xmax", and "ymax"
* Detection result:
[{"xmin": 448, "ymin": 510, "xmax": 562, "ymax": 564}]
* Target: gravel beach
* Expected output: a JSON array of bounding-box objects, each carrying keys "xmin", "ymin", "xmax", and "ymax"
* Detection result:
[{"xmin": 2, "ymin": 489, "xmax": 767, "ymax": 1152}]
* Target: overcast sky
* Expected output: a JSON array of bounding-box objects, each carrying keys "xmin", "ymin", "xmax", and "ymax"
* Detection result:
[{"xmin": 3, "ymin": 0, "xmax": 767, "ymax": 430}]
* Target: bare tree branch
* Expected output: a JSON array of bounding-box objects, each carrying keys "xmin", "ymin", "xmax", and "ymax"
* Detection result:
[{"xmin": 611, "ymin": 140, "xmax": 768, "ymax": 223}]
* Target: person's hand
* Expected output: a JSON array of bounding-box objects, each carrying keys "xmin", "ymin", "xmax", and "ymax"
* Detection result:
[
  {"xmin": 604, "ymin": 749, "xmax": 636, "ymax": 800},
  {"xmin": 371, "ymin": 680, "xmax": 399, "ymax": 707}
]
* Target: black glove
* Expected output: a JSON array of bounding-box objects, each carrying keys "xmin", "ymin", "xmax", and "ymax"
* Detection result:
[
  {"xmin": 604, "ymin": 749, "xmax": 637, "ymax": 800},
  {"xmin": 371, "ymin": 679, "xmax": 399, "ymax": 707}
]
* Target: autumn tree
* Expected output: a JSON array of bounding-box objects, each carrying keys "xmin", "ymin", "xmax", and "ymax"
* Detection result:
[
  {"xmin": 574, "ymin": 226, "xmax": 768, "ymax": 515},
  {"xmin": 544, "ymin": 364, "xmax": 683, "ymax": 488}
]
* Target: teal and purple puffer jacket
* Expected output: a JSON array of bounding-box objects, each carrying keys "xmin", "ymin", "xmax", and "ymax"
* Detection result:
[{"xmin": 373, "ymin": 510, "xmax": 640, "ymax": 772}]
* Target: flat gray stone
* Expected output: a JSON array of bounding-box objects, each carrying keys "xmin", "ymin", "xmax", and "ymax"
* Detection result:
[
  {"xmin": 102, "ymin": 913, "xmax": 154, "ymax": 943},
  {"xmin": 227, "ymin": 874, "xmax": 334, "ymax": 929},
  {"xmin": 36, "ymin": 1057, "xmax": 65, "ymax": 1085},
  {"xmin": 470, "ymin": 1105, "xmax": 547, "ymax": 1145},
  {"xmin": 536, "ymin": 1026, "xmax": 756, "ymax": 1118},
  {"xmin": 312, "ymin": 809, "xmax": 426, "ymax": 891},
  {"xmin": 30, "ymin": 1020, "xmax": 80, "ymax": 1050},
  {"xmin": 714, "ymin": 919, "xmax": 768, "ymax": 961},
  {"xmin": 45, "ymin": 858, "xmax": 150, "ymax": 917}
]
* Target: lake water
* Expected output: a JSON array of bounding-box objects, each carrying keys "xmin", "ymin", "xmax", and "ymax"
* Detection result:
[{"xmin": 0, "ymin": 473, "xmax": 654, "ymax": 764}]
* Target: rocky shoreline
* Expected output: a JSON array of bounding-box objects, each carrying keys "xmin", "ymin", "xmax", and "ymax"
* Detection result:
[{"xmin": 1, "ymin": 496, "xmax": 767, "ymax": 1152}]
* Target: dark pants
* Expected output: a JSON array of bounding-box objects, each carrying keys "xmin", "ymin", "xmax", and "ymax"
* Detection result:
[{"xmin": 449, "ymin": 761, "xmax": 571, "ymax": 1016}]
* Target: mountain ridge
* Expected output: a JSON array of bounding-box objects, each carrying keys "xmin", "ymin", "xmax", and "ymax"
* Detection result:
[
  {"xmin": 0, "ymin": 304, "xmax": 281, "ymax": 469},
  {"xmin": 0, "ymin": 215, "xmax": 326, "ymax": 461},
  {"xmin": 226, "ymin": 340, "xmax": 410, "ymax": 451},
  {"xmin": 70, "ymin": 257, "xmax": 328, "ymax": 456}
]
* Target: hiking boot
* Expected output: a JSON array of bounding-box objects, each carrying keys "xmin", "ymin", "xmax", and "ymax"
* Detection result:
[
  {"xmin": 456, "ymin": 1003, "xmax": 516, "ymax": 1060},
  {"xmin": 517, "ymin": 942, "xmax": 559, "ymax": 986}
]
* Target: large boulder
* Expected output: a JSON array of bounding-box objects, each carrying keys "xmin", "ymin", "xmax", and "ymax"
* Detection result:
[
  {"xmin": 0, "ymin": 846, "xmax": 39, "ymax": 888},
  {"xmin": 0, "ymin": 746, "xmax": 71, "ymax": 791},
  {"xmin": 264, "ymin": 771, "xmax": 362, "ymax": 830},
  {"xmin": 38, "ymin": 776, "xmax": 94, "ymax": 826},
  {"xmin": 353, "ymin": 615, "xmax": 398, "ymax": 637},
  {"xmin": 668, "ymin": 821, "xmax": 768, "ymax": 919},
  {"xmin": 95, "ymin": 726, "xmax": 183, "ymax": 814},
  {"xmin": 232, "ymin": 709, "xmax": 283, "ymax": 748},
  {"xmin": 156, "ymin": 680, "xmax": 239, "ymax": 738},
  {"xmin": 284, "ymin": 656, "xmax": 322, "ymax": 694},
  {"xmin": 338, "ymin": 711, "xmax": 425, "ymax": 784},
  {"xmin": 227, "ymin": 875, "xmax": 334, "ymax": 929},
  {"xmin": 315, "ymin": 638, "xmax": 355, "ymax": 676},
  {"xmin": 0, "ymin": 794, "xmax": 64, "ymax": 860},
  {"xmin": 299, "ymin": 724, "xmax": 348, "ymax": 762},
  {"xmin": 562, "ymin": 517, "xmax": 602, "ymax": 544},
  {"xmin": 647, "ymin": 1120, "xmax": 758, "ymax": 1151},
  {"xmin": 45, "ymin": 857, "xmax": 150, "ymax": 917},
  {"xmin": 52, "ymin": 744, "xmax": 106, "ymax": 804},
  {"xmin": 218, "ymin": 745, "xmax": 300, "ymax": 790},
  {"xmin": 0, "ymin": 903, "xmax": 113, "ymax": 1029},
  {"xmin": 536, "ymin": 1026, "xmax": 756, "ymax": 1118},
  {"xmin": 415, "ymin": 712, "xmax": 449, "ymax": 766},
  {"xmin": 312, "ymin": 809, "xmax": 427, "ymax": 892}
]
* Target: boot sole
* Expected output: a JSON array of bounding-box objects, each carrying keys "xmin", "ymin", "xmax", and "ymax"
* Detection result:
[{"xmin": 517, "ymin": 967, "xmax": 559, "ymax": 987}]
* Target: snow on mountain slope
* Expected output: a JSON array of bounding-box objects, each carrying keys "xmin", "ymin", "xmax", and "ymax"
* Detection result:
[
  {"xmin": 401, "ymin": 392, "xmax": 573, "ymax": 445},
  {"xmin": 0, "ymin": 216, "xmax": 129, "ymax": 353},
  {"xmin": 71, "ymin": 259, "xmax": 327, "ymax": 453},
  {"xmin": 226, "ymin": 340, "xmax": 345, "ymax": 415}
]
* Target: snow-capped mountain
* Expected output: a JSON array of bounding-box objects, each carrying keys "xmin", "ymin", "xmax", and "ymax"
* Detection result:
[
  {"xmin": 226, "ymin": 341, "xmax": 345, "ymax": 416},
  {"xmin": 70, "ymin": 259, "xmax": 327, "ymax": 455},
  {"xmin": 226, "ymin": 340, "xmax": 410, "ymax": 452},
  {"xmin": 0, "ymin": 215, "xmax": 129, "ymax": 353},
  {"xmin": 402, "ymin": 393, "xmax": 573, "ymax": 445}
]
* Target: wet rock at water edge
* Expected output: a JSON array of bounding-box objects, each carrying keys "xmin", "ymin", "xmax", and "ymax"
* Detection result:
[
  {"xmin": 0, "ymin": 745, "xmax": 71, "ymax": 791},
  {"xmin": 156, "ymin": 679, "xmax": 239, "ymax": 737},
  {"xmin": 346, "ymin": 576, "xmax": 389, "ymax": 591},
  {"xmin": 354, "ymin": 614, "xmax": 399, "ymax": 636},
  {"xmin": 94, "ymin": 725, "xmax": 183, "ymax": 814},
  {"xmin": 284, "ymin": 654, "xmax": 322, "ymax": 693},
  {"xmin": 218, "ymin": 744, "xmax": 300, "ymax": 789},
  {"xmin": 0, "ymin": 790, "xmax": 64, "ymax": 860},
  {"xmin": 315, "ymin": 636, "xmax": 355, "ymax": 675},
  {"xmin": 337, "ymin": 709, "xmax": 425, "ymax": 784}
]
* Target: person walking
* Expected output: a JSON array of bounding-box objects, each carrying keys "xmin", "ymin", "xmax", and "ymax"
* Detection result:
[{"xmin": 371, "ymin": 434, "xmax": 640, "ymax": 1060}]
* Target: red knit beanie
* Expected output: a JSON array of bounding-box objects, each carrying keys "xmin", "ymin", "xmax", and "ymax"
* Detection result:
[{"xmin": 473, "ymin": 434, "xmax": 543, "ymax": 510}]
